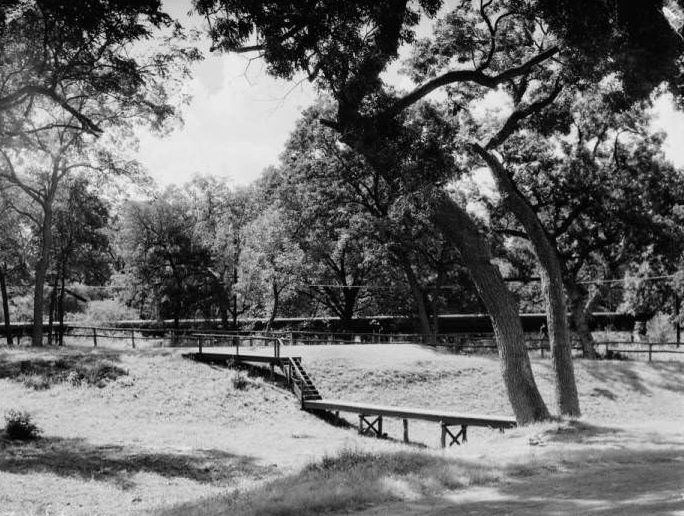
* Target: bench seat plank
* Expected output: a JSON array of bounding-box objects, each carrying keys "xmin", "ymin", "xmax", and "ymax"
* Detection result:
[{"xmin": 303, "ymin": 399, "xmax": 516, "ymax": 428}]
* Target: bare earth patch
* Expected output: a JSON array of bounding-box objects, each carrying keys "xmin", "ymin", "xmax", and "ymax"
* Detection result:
[{"xmin": 0, "ymin": 344, "xmax": 683, "ymax": 515}]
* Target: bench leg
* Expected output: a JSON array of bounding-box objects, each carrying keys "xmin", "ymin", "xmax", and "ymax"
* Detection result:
[
  {"xmin": 358, "ymin": 415, "xmax": 383, "ymax": 437},
  {"xmin": 441, "ymin": 423, "xmax": 468, "ymax": 447}
]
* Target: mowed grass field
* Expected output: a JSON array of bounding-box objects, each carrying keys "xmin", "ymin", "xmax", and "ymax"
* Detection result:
[{"xmin": 0, "ymin": 343, "xmax": 683, "ymax": 515}]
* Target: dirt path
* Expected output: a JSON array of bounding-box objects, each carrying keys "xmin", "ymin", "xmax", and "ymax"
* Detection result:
[{"xmin": 358, "ymin": 448, "xmax": 684, "ymax": 515}]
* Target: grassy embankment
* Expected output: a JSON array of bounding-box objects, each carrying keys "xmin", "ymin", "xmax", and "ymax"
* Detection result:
[{"xmin": 0, "ymin": 344, "xmax": 683, "ymax": 515}]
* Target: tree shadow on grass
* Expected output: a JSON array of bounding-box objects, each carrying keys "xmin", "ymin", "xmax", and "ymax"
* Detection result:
[
  {"xmin": 356, "ymin": 446, "xmax": 684, "ymax": 516},
  {"xmin": 0, "ymin": 436, "xmax": 274, "ymax": 490}
]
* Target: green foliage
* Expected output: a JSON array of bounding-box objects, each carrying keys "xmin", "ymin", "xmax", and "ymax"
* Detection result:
[
  {"xmin": 4, "ymin": 410, "xmax": 42, "ymax": 441},
  {"xmin": 80, "ymin": 299, "xmax": 138, "ymax": 325}
]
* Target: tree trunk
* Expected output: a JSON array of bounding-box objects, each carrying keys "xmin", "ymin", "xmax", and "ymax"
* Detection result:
[
  {"xmin": 267, "ymin": 282, "xmax": 280, "ymax": 331},
  {"xmin": 567, "ymin": 281, "xmax": 598, "ymax": 359},
  {"xmin": 431, "ymin": 194, "xmax": 550, "ymax": 424},
  {"xmin": 32, "ymin": 205, "xmax": 53, "ymax": 347},
  {"xmin": 0, "ymin": 266, "xmax": 12, "ymax": 345},
  {"xmin": 474, "ymin": 145, "xmax": 580, "ymax": 418},
  {"xmin": 47, "ymin": 276, "xmax": 58, "ymax": 346},
  {"xmin": 58, "ymin": 272, "xmax": 66, "ymax": 346},
  {"xmin": 402, "ymin": 261, "xmax": 434, "ymax": 344}
]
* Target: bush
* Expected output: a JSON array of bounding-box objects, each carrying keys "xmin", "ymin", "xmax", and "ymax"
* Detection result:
[
  {"xmin": 4, "ymin": 410, "xmax": 42, "ymax": 440},
  {"xmin": 646, "ymin": 312, "xmax": 674, "ymax": 343},
  {"xmin": 20, "ymin": 374, "xmax": 51, "ymax": 391},
  {"xmin": 79, "ymin": 299, "xmax": 137, "ymax": 325},
  {"xmin": 232, "ymin": 373, "xmax": 250, "ymax": 391}
]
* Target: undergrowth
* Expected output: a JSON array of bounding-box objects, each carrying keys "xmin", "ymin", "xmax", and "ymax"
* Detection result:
[
  {"xmin": 159, "ymin": 448, "xmax": 500, "ymax": 516},
  {"xmin": 0, "ymin": 352, "xmax": 128, "ymax": 389}
]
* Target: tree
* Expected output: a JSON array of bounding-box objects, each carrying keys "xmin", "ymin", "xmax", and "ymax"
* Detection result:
[
  {"xmin": 0, "ymin": 3, "xmax": 196, "ymax": 345},
  {"xmin": 492, "ymin": 88, "xmax": 684, "ymax": 357},
  {"xmin": 0, "ymin": 0, "xmax": 197, "ymax": 136},
  {"xmin": 120, "ymin": 188, "xmax": 213, "ymax": 328},
  {"xmin": 238, "ymin": 206, "xmax": 304, "ymax": 329},
  {"xmin": 0, "ymin": 192, "xmax": 31, "ymax": 345},
  {"xmin": 49, "ymin": 177, "xmax": 112, "ymax": 344},
  {"xmin": 195, "ymin": 0, "xmax": 684, "ymax": 422},
  {"xmin": 196, "ymin": 0, "xmax": 554, "ymax": 423}
]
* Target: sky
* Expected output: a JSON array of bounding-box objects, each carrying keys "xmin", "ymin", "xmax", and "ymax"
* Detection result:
[
  {"xmin": 135, "ymin": 0, "xmax": 317, "ymax": 187},
  {"xmin": 135, "ymin": 1, "xmax": 684, "ymax": 189}
]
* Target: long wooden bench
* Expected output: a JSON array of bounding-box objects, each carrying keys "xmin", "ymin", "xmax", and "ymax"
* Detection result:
[{"xmin": 303, "ymin": 398, "xmax": 516, "ymax": 447}]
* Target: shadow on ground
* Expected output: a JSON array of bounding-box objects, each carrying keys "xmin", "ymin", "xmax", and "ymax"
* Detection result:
[
  {"xmin": 356, "ymin": 445, "xmax": 684, "ymax": 516},
  {"xmin": 0, "ymin": 436, "xmax": 273, "ymax": 490},
  {"xmin": 578, "ymin": 359, "xmax": 684, "ymax": 396}
]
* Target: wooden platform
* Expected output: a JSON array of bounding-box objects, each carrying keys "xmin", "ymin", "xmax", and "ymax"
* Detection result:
[
  {"xmin": 303, "ymin": 399, "xmax": 516, "ymax": 428},
  {"xmin": 183, "ymin": 351, "xmax": 294, "ymax": 366},
  {"xmin": 303, "ymin": 398, "xmax": 515, "ymax": 447},
  {"xmin": 183, "ymin": 344, "xmax": 517, "ymax": 447}
]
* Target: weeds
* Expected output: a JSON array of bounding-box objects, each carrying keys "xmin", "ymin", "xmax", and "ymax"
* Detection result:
[
  {"xmin": 0, "ymin": 353, "xmax": 128, "ymax": 389},
  {"xmin": 4, "ymin": 410, "xmax": 42, "ymax": 441},
  {"xmin": 232, "ymin": 373, "xmax": 251, "ymax": 391}
]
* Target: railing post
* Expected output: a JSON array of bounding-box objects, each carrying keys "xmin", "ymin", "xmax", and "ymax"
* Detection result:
[
  {"xmin": 198, "ymin": 336, "xmax": 202, "ymax": 355},
  {"xmin": 648, "ymin": 343, "xmax": 652, "ymax": 362},
  {"xmin": 131, "ymin": 330, "xmax": 136, "ymax": 349},
  {"xmin": 92, "ymin": 328, "xmax": 97, "ymax": 347}
]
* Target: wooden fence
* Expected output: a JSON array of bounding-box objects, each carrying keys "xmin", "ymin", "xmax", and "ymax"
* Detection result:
[{"xmin": 3, "ymin": 325, "xmax": 682, "ymax": 362}]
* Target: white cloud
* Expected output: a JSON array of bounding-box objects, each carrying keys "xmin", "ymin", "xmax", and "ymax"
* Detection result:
[
  {"xmin": 650, "ymin": 92, "xmax": 684, "ymax": 168},
  {"xmin": 136, "ymin": 50, "xmax": 315, "ymax": 187}
]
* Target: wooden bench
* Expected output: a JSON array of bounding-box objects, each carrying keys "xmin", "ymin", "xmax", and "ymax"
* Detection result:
[{"xmin": 302, "ymin": 399, "xmax": 516, "ymax": 447}]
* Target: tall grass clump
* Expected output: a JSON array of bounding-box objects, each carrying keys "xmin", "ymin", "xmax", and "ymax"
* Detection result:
[{"xmin": 162, "ymin": 448, "xmax": 501, "ymax": 516}]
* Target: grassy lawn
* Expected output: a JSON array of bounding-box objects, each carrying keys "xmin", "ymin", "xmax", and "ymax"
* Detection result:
[{"xmin": 1, "ymin": 344, "xmax": 683, "ymax": 515}]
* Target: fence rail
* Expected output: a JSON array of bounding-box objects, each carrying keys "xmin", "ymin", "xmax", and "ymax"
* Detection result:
[{"xmin": 2, "ymin": 325, "xmax": 682, "ymax": 361}]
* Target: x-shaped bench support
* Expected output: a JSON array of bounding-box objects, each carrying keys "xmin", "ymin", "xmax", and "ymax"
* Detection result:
[
  {"xmin": 358, "ymin": 414, "xmax": 383, "ymax": 438},
  {"xmin": 441, "ymin": 422, "xmax": 468, "ymax": 448}
]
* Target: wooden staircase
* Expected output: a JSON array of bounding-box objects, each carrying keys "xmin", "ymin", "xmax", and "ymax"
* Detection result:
[{"xmin": 287, "ymin": 356, "xmax": 322, "ymax": 404}]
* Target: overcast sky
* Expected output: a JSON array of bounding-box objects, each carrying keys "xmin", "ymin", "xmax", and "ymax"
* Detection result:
[{"xmin": 135, "ymin": 1, "xmax": 684, "ymax": 189}]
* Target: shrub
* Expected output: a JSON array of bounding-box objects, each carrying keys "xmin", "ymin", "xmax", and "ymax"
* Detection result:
[
  {"xmin": 79, "ymin": 299, "xmax": 137, "ymax": 325},
  {"xmin": 4, "ymin": 410, "xmax": 42, "ymax": 440},
  {"xmin": 646, "ymin": 312, "xmax": 674, "ymax": 343},
  {"xmin": 20, "ymin": 374, "xmax": 51, "ymax": 391},
  {"xmin": 232, "ymin": 373, "xmax": 250, "ymax": 391}
]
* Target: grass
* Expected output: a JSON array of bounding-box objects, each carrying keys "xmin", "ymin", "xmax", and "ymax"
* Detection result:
[
  {"xmin": 160, "ymin": 448, "xmax": 501, "ymax": 516},
  {"xmin": 0, "ymin": 349, "xmax": 127, "ymax": 389},
  {"xmin": 0, "ymin": 343, "xmax": 683, "ymax": 515}
]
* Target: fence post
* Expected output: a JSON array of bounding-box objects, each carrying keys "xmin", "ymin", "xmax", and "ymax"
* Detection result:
[
  {"xmin": 92, "ymin": 328, "xmax": 97, "ymax": 347},
  {"xmin": 131, "ymin": 330, "xmax": 136, "ymax": 349},
  {"xmin": 648, "ymin": 343, "xmax": 652, "ymax": 362},
  {"xmin": 197, "ymin": 336, "xmax": 203, "ymax": 354}
]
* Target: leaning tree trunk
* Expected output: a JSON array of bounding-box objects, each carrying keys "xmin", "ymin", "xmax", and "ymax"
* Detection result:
[
  {"xmin": 0, "ymin": 266, "xmax": 13, "ymax": 345},
  {"xmin": 431, "ymin": 194, "xmax": 550, "ymax": 424},
  {"xmin": 567, "ymin": 281, "xmax": 598, "ymax": 359},
  {"xmin": 32, "ymin": 205, "xmax": 54, "ymax": 347},
  {"xmin": 474, "ymin": 145, "xmax": 580, "ymax": 418}
]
